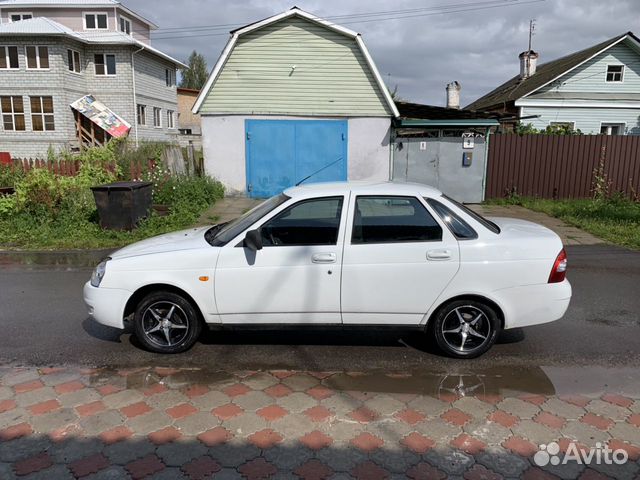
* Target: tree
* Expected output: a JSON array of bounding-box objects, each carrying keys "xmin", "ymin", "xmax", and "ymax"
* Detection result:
[
  {"xmin": 179, "ymin": 51, "xmax": 209, "ymax": 90},
  {"xmin": 514, "ymin": 122, "xmax": 583, "ymax": 136},
  {"xmin": 389, "ymin": 84, "xmax": 405, "ymax": 102}
]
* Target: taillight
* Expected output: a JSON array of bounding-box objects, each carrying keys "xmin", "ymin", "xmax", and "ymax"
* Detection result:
[{"xmin": 548, "ymin": 249, "xmax": 567, "ymax": 283}]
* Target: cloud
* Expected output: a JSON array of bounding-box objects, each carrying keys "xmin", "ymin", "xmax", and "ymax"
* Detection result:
[{"xmin": 132, "ymin": 0, "xmax": 640, "ymax": 106}]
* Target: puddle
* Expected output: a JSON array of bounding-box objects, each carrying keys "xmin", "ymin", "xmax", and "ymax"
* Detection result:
[
  {"xmin": 74, "ymin": 365, "xmax": 640, "ymax": 400},
  {"xmin": 0, "ymin": 249, "xmax": 113, "ymax": 269}
]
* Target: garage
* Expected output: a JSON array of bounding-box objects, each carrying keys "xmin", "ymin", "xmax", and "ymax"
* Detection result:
[
  {"xmin": 245, "ymin": 119, "xmax": 348, "ymax": 198},
  {"xmin": 192, "ymin": 8, "xmax": 397, "ymax": 196}
]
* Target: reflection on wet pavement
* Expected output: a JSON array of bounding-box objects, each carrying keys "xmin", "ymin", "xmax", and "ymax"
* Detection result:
[{"xmin": 0, "ymin": 365, "xmax": 639, "ymax": 478}]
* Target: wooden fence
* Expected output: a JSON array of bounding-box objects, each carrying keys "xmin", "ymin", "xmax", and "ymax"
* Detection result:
[
  {"xmin": 486, "ymin": 134, "xmax": 640, "ymax": 199},
  {"xmin": 3, "ymin": 157, "xmax": 155, "ymax": 180}
]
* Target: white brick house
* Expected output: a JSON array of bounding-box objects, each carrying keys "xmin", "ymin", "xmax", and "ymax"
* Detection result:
[{"xmin": 0, "ymin": 0, "xmax": 185, "ymax": 158}]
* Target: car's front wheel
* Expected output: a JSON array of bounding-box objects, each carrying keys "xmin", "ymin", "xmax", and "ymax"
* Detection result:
[
  {"xmin": 133, "ymin": 291, "xmax": 202, "ymax": 354},
  {"xmin": 432, "ymin": 300, "xmax": 499, "ymax": 359}
]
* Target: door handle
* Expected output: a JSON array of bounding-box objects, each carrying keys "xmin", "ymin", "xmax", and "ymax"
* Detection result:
[
  {"xmin": 427, "ymin": 249, "xmax": 451, "ymax": 261},
  {"xmin": 312, "ymin": 253, "xmax": 336, "ymax": 264}
]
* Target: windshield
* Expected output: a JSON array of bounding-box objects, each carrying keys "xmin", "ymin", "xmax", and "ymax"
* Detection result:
[
  {"xmin": 442, "ymin": 195, "xmax": 501, "ymax": 234},
  {"xmin": 206, "ymin": 193, "xmax": 290, "ymax": 246}
]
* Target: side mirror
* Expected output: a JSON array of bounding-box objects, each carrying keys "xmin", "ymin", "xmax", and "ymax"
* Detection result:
[{"xmin": 244, "ymin": 229, "xmax": 263, "ymax": 251}]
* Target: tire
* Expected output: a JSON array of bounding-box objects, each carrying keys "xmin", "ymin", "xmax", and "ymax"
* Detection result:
[
  {"xmin": 133, "ymin": 291, "xmax": 202, "ymax": 354},
  {"xmin": 431, "ymin": 299, "xmax": 500, "ymax": 359}
]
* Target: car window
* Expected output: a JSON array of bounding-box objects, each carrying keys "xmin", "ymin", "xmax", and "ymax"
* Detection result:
[
  {"xmin": 261, "ymin": 196, "xmax": 343, "ymax": 246},
  {"xmin": 352, "ymin": 196, "xmax": 442, "ymax": 244},
  {"xmin": 426, "ymin": 198, "xmax": 477, "ymax": 240},
  {"xmin": 207, "ymin": 193, "xmax": 289, "ymax": 246},
  {"xmin": 442, "ymin": 195, "xmax": 501, "ymax": 234}
]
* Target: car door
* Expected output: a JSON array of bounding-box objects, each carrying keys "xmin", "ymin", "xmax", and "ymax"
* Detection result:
[
  {"xmin": 341, "ymin": 194, "xmax": 460, "ymax": 325},
  {"xmin": 214, "ymin": 195, "xmax": 347, "ymax": 324}
]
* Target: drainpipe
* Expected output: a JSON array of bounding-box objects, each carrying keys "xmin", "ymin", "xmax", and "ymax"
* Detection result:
[
  {"xmin": 131, "ymin": 45, "xmax": 145, "ymax": 148},
  {"xmin": 481, "ymin": 127, "xmax": 491, "ymax": 202}
]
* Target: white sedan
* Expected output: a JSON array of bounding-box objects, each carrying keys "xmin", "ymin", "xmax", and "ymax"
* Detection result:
[{"xmin": 84, "ymin": 182, "xmax": 571, "ymax": 358}]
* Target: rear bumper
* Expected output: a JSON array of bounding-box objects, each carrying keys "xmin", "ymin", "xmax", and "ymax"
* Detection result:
[
  {"xmin": 83, "ymin": 281, "xmax": 131, "ymax": 330},
  {"xmin": 498, "ymin": 279, "xmax": 571, "ymax": 329}
]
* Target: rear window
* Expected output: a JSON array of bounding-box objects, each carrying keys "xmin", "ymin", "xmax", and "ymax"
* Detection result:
[
  {"xmin": 426, "ymin": 198, "xmax": 477, "ymax": 239},
  {"xmin": 442, "ymin": 195, "xmax": 500, "ymax": 234}
]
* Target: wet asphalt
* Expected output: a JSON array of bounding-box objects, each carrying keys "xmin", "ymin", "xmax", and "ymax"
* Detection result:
[{"xmin": 0, "ymin": 244, "xmax": 638, "ymax": 371}]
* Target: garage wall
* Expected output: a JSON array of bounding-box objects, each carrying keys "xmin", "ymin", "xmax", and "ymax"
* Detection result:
[{"xmin": 202, "ymin": 115, "xmax": 391, "ymax": 195}]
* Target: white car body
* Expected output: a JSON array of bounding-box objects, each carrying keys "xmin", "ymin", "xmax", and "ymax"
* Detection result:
[{"xmin": 84, "ymin": 182, "xmax": 571, "ymax": 341}]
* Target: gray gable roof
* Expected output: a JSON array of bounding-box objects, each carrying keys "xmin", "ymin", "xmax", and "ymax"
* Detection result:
[{"xmin": 466, "ymin": 32, "xmax": 638, "ymax": 111}]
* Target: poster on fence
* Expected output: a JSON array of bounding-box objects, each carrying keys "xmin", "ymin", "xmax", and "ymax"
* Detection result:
[{"xmin": 70, "ymin": 95, "xmax": 131, "ymax": 138}]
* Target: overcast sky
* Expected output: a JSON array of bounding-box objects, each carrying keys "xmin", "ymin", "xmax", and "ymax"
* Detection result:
[{"xmin": 132, "ymin": 0, "xmax": 639, "ymax": 107}]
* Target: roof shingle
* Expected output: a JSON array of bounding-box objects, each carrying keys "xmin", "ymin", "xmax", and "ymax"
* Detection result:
[{"xmin": 465, "ymin": 32, "xmax": 636, "ymax": 111}]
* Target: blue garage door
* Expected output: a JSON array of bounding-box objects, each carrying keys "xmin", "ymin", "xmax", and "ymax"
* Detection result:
[{"xmin": 245, "ymin": 119, "xmax": 348, "ymax": 198}]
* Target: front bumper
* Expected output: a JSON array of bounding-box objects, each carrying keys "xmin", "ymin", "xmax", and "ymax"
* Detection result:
[{"xmin": 83, "ymin": 281, "xmax": 131, "ymax": 329}]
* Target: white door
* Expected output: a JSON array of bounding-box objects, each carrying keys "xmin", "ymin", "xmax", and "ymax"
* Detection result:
[
  {"xmin": 214, "ymin": 196, "xmax": 347, "ymax": 324},
  {"xmin": 341, "ymin": 195, "xmax": 460, "ymax": 325}
]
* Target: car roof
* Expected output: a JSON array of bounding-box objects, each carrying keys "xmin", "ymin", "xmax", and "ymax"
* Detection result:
[{"xmin": 283, "ymin": 181, "xmax": 442, "ymax": 199}]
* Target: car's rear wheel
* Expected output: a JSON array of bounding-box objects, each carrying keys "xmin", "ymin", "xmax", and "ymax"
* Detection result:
[
  {"xmin": 133, "ymin": 291, "xmax": 202, "ymax": 354},
  {"xmin": 432, "ymin": 300, "xmax": 499, "ymax": 359}
]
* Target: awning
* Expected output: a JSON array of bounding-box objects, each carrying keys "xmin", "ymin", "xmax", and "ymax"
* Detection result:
[{"xmin": 70, "ymin": 95, "xmax": 130, "ymax": 138}]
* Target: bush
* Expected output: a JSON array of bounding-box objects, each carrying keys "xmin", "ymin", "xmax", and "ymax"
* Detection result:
[
  {"xmin": 0, "ymin": 141, "xmax": 225, "ymax": 249},
  {"xmin": 0, "ymin": 164, "xmax": 25, "ymax": 188}
]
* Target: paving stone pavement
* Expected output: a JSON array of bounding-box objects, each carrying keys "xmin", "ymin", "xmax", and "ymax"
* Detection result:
[{"xmin": 0, "ymin": 366, "xmax": 638, "ymax": 479}]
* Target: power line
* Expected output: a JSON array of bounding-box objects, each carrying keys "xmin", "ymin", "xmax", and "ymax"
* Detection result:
[
  {"xmin": 149, "ymin": 0, "xmax": 544, "ymax": 42},
  {"xmin": 149, "ymin": 0, "xmax": 528, "ymax": 34}
]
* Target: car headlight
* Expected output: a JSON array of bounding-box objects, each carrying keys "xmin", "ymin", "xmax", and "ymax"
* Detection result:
[{"xmin": 91, "ymin": 258, "xmax": 111, "ymax": 287}]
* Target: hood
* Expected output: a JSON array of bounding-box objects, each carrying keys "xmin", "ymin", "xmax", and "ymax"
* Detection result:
[{"xmin": 110, "ymin": 227, "xmax": 210, "ymax": 259}]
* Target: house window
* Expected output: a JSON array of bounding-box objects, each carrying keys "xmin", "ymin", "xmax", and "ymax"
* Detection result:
[
  {"xmin": 606, "ymin": 65, "xmax": 624, "ymax": 82},
  {"xmin": 600, "ymin": 123, "xmax": 625, "ymax": 135},
  {"xmin": 9, "ymin": 12, "xmax": 32, "ymax": 22},
  {"xmin": 26, "ymin": 46, "xmax": 49, "ymax": 69},
  {"xmin": 165, "ymin": 68, "xmax": 174, "ymax": 87},
  {"xmin": 179, "ymin": 128, "xmax": 192, "ymax": 135},
  {"xmin": 167, "ymin": 110, "xmax": 175, "ymax": 129},
  {"xmin": 153, "ymin": 107, "xmax": 161, "ymax": 128},
  {"xmin": 84, "ymin": 12, "xmax": 108, "ymax": 30},
  {"xmin": 119, "ymin": 16, "xmax": 131, "ymax": 35},
  {"xmin": 67, "ymin": 49, "xmax": 81, "ymax": 73},
  {"xmin": 94, "ymin": 54, "xmax": 116, "ymax": 75},
  {"xmin": 137, "ymin": 104, "xmax": 146, "ymax": 126},
  {"xmin": 0, "ymin": 46, "xmax": 19, "ymax": 69},
  {"xmin": 30, "ymin": 96, "xmax": 55, "ymax": 131},
  {"xmin": 1, "ymin": 96, "xmax": 26, "ymax": 131}
]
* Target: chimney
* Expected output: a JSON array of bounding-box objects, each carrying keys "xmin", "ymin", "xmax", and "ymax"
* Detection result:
[
  {"xmin": 446, "ymin": 81, "xmax": 461, "ymax": 109},
  {"xmin": 519, "ymin": 50, "xmax": 539, "ymax": 79}
]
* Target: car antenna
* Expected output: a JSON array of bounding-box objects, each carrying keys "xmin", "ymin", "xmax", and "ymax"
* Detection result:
[{"xmin": 295, "ymin": 157, "xmax": 343, "ymax": 186}]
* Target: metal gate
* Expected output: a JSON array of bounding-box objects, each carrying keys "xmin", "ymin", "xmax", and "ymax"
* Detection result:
[
  {"xmin": 392, "ymin": 132, "xmax": 487, "ymax": 203},
  {"xmin": 245, "ymin": 119, "xmax": 348, "ymax": 198}
]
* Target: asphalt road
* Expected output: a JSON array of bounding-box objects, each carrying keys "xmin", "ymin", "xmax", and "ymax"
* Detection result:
[{"xmin": 0, "ymin": 244, "xmax": 638, "ymax": 371}]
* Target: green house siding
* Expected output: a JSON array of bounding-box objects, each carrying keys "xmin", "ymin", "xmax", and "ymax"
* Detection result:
[{"xmin": 199, "ymin": 17, "xmax": 392, "ymax": 116}]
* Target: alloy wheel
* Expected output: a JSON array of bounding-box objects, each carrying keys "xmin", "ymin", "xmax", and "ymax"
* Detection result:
[
  {"xmin": 141, "ymin": 301, "xmax": 190, "ymax": 348},
  {"xmin": 440, "ymin": 305, "xmax": 492, "ymax": 354}
]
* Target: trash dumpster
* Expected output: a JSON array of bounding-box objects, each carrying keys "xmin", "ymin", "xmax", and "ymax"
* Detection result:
[{"xmin": 91, "ymin": 181, "xmax": 153, "ymax": 230}]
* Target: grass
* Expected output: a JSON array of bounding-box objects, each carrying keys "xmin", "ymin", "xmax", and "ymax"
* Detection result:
[
  {"xmin": 0, "ymin": 210, "xmax": 211, "ymax": 250},
  {"xmin": 488, "ymin": 197, "xmax": 640, "ymax": 249},
  {"xmin": 0, "ymin": 176, "xmax": 224, "ymax": 250}
]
